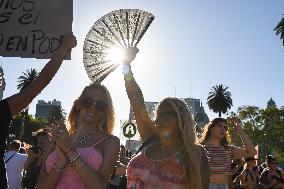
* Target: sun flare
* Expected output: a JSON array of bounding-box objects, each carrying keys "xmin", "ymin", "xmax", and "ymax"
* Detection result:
[{"xmin": 106, "ymin": 47, "xmax": 125, "ymax": 64}]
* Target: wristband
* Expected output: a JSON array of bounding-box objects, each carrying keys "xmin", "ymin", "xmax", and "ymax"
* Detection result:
[
  {"xmin": 72, "ymin": 160, "xmax": 85, "ymax": 170},
  {"xmin": 123, "ymin": 64, "xmax": 131, "ymax": 75}
]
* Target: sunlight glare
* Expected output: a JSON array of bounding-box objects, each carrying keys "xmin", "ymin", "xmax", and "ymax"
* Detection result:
[{"xmin": 106, "ymin": 47, "xmax": 125, "ymax": 64}]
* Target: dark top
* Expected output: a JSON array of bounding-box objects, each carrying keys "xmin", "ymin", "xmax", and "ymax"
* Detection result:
[
  {"xmin": 0, "ymin": 99, "xmax": 12, "ymax": 189},
  {"xmin": 22, "ymin": 161, "xmax": 42, "ymax": 189}
]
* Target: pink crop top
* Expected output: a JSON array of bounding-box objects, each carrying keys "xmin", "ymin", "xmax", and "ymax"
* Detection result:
[{"xmin": 46, "ymin": 136, "xmax": 109, "ymax": 189}]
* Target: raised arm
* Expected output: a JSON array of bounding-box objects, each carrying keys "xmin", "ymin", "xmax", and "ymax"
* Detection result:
[
  {"xmin": 122, "ymin": 48, "xmax": 155, "ymax": 141},
  {"xmin": 7, "ymin": 33, "xmax": 77, "ymax": 117},
  {"xmin": 229, "ymin": 117, "xmax": 256, "ymax": 159}
]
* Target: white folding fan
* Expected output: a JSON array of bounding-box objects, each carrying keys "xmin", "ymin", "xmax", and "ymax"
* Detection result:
[{"xmin": 83, "ymin": 9, "xmax": 155, "ymax": 82}]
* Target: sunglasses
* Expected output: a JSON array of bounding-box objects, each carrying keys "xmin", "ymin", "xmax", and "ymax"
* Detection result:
[{"xmin": 79, "ymin": 97, "xmax": 107, "ymax": 112}]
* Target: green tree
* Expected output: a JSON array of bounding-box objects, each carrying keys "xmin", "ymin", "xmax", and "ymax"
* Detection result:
[
  {"xmin": 207, "ymin": 84, "xmax": 233, "ymax": 117},
  {"xmin": 237, "ymin": 106, "xmax": 284, "ymax": 164},
  {"xmin": 48, "ymin": 105, "xmax": 66, "ymax": 124},
  {"xmin": 237, "ymin": 106, "xmax": 264, "ymax": 145},
  {"xmin": 261, "ymin": 107, "xmax": 284, "ymax": 158},
  {"xmin": 9, "ymin": 114, "xmax": 47, "ymax": 144},
  {"xmin": 274, "ymin": 17, "xmax": 284, "ymax": 46}
]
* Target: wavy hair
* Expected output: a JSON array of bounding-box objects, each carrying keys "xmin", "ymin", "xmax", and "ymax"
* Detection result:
[
  {"xmin": 67, "ymin": 83, "xmax": 115, "ymax": 134},
  {"xmin": 198, "ymin": 117, "xmax": 231, "ymax": 148},
  {"xmin": 155, "ymin": 97, "xmax": 202, "ymax": 189}
]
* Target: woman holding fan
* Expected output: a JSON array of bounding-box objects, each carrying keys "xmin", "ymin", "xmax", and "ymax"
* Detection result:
[{"xmin": 121, "ymin": 48, "xmax": 209, "ymax": 189}]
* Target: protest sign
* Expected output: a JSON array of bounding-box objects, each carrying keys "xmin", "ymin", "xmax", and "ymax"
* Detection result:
[{"xmin": 0, "ymin": 0, "xmax": 72, "ymax": 59}]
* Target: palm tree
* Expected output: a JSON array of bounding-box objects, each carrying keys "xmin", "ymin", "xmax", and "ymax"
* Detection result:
[
  {"xmin": 274, "ymin": 17, "xmax": 284, "ymax": 46},
  {"xmin": 207, "ymin": 84, "xmax": 233, "ymax": 117},
  {"xmin": 17, "ymin": 68, "xmax": 38, "ymax": 141},
  {"xmin": 48, "ymin": 105, "xmax": 66, "ymax": 124},
  {"xmin": 17, "ymin": 68, "xmax": 39, "ymax": 91}
]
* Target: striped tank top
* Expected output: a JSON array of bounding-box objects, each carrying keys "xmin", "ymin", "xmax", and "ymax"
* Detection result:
[{"xmin": 204, "ymin": 145, "xmax": 233, "ymax": 175}]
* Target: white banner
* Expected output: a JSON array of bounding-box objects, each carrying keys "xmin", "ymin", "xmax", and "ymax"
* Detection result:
[{"xmin": 0, "ymin": 0, "xmax": 73, "ymax": 59}]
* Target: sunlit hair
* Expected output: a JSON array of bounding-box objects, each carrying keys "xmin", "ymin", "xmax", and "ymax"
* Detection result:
[
  {"xmin": 67, "ymin": 82, "xmax": 115, "ymax": 134},
  {"xmin": 198, "ymin": 117, "xmax": 231, "ymax": 148},
  {"xmin": 154, "ymin": 97, "xmax": 202, "ymax": 189}
]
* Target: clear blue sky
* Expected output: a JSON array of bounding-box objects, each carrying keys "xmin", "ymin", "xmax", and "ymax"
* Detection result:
[{"xmin": 1, "ymin": 0, "xmax": 284, "ymax": 136}]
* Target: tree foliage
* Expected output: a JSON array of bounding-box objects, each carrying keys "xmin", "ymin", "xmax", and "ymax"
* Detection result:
[
  {"xmin": 17, "ymin": 68, "xmax": 39, "ymax": 91},
  {"xmin": 48, "ymin": 105, "xmax": 66, "ymax": 124},
  {"xmin": 207, "ymin": 84, "xmax": 233, "ymax": 117},
  {"xmin": 232, "ymin": 106, "xmax": 284, "ymax": 164},
  {"xmin": 274, "ymin": 17, "xmax": 284, "ymax": 46},
  {"xmin": 9, "ymin": 114, "xmax": 47, "ymax": 144}
]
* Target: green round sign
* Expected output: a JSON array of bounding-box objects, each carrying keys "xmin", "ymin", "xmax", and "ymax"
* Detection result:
[{"xmin": 123, "ymin": 121, "xmax": 137, "ymax": 138}]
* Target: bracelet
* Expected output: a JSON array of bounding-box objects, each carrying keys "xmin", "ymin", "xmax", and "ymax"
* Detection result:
[
  {"xmin": 123, "ymin": 64, "xmax": 134, "ymax": 81},
  {"xmin": 72, "ymin": 159, "xmax": 85, "ymax": 170},
  {"xmin": 69, "ymin": 152, "xmax": 81, "ymax": 164}
]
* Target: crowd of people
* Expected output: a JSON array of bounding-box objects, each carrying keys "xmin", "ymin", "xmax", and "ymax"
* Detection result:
[{"xmin": 0, "ymin": 36, "xmax": 283, "ymax": 189}]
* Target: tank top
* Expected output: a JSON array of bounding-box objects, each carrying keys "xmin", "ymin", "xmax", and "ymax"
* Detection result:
[
  {"xmin": 127, "ymin": 149, "xmax": 186, "ymax": 189},
  {"xmin": 46, "ymin": 135, "xmax": 110, "ymax": 189},
  {"xmin": 204, "ymin": 145, "xmax": 233, "ymax": 175}
]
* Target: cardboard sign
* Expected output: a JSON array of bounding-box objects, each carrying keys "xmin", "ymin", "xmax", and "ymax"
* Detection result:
[{"xmin": 0, "ymin": 0, "xmax": 72, "ymax": 59}]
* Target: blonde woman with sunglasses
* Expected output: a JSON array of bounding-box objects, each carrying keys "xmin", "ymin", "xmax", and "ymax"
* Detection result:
[
  {"xmin": 122, "ymin": 48, "xmax": 209, "ymax": 189},
  {"xmin": 37, "ymin": 83, "xmax": 120, "ymax": 189}
]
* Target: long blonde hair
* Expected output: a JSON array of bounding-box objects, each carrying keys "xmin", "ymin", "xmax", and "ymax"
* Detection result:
[
  {"xmin": 67, "ymin": 83, "xmax": 115, "ymax": 134},
  {"xmin": 156, "ymin": 97, "xmax": 202, "ymax": 189}
]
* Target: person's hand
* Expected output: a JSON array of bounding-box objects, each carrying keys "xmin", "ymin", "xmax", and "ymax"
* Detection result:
[
  {"xmin": 228, "ymin": 116, "xmax": 242, "ymax": 130},
  {"xmin": 58, "ymin": 33, "xmax": 77, "ymax": 52},
  {"xmin": 48, "ymin": 121, "xmax": 74, "ymax": 155},
  {"xmin": 42, "ymin": 139, "xmax": 55, "ymax": 156},
  {"xmin": 122, "ymin": 47, "xmax": 139, "ymax": 64}
]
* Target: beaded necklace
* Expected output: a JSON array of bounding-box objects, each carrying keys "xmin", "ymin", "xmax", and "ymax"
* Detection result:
[{"xmin": 77, "ymin": 133, "xmax": 96, "ymax": 145}]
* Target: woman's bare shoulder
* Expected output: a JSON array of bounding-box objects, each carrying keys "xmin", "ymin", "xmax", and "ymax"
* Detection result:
[{"xmin": 103, "ymin": 134, "xmax": 120, "ymax": 147}]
